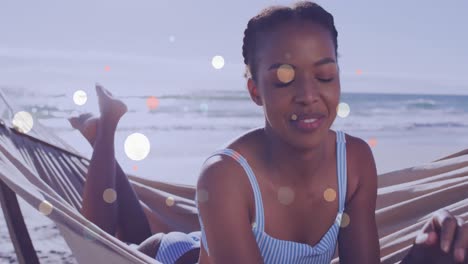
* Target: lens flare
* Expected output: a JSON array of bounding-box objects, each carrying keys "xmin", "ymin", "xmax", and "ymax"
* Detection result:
[
  {"xmin": 103, "ymin": 188, "xmax": 117, "ymax": 203},
  {"xmin": 277, "ymin": 187, "xmax": 295, "ymax": 205},
  {"xmin": 277, "ymin": 64, "xmax": 295, "ymax": 83},
  {"xmin": 323, "ymin": 188, "xmax": 337, "ymax": 202},
  {"xmin": 337, "ymin": 103, "xmax": 350, "ymax": 118},
  {"xmin": 367, "ymin": 138, "xmax": 378, "ymax": 148},
  {"xmin": 12, "ymin": 111, "xmax": 34, "ymax": 133},
  {"xmin": 146, "ymin": 96, "xmax": 159, "ymax": 110},
  {"xmin": 38, "ymin": 200, "xmax": 53, "ymax": 216},
  {"xmin": 124, "ymin": 133, "xmax": 151, "ymax": 161},
  {"xmin": 340, "ymin": 213, "xmax": 351, "ymax": 228},
  {"xmin": 166, "ymin": 197, "xmax": 175, "ymax": 207},
  {"xmin": 212, "ymin": 55, "xmax": 225, "ymax": 70},
  {"xmin": 73, "ymin": 90, "xmax": 88, "ymax": 106}
]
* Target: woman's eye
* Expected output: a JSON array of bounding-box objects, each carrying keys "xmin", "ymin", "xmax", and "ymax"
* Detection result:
[
  {"xmin": 317, "ymin": 77, "xmax": 334, "ymax": 83},
  {"xmin": 275, "ymin": 80, "xmax": 293, "ymax": 88}
]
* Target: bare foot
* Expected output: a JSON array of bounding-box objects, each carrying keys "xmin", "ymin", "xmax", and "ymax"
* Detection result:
[
  {"xmin": 68, "ymin": 113, "xmax": 98, "ymax": 146},
  {"xmin": 95, "ymin": 84, "xmax": 128, "ymax": 124}
]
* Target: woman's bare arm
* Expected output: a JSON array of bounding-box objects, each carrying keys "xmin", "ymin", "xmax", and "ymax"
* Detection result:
[
  {"xmin": 338, "ymin": 136, "xmax": 380, "ymax": 263},
  {"xmin": 197, "ymin": 156, "xmax": 263, "ymax": 264}
]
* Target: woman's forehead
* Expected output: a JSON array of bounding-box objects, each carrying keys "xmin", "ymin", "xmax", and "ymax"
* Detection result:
[{"xmin": 255, "ymin": 21, "xmax": 336, "ymax": 65}]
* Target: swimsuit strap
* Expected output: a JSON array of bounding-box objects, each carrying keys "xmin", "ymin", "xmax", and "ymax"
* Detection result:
[
  {"xmin": 198, "ymin": 148, "xmax": 266, "ymax": 254},
  {"xmin": 203, "ymin": 148, "xmax": 266, "ymax": 231},
  {"xmin": 336, "ymin": 130, "xmax": 348, "ymax": 213}
]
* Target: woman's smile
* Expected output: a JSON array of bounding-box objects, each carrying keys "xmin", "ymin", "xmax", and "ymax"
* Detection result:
[{"xmin": 289, "ymin": 113, "xmax": 326, "ymax": 133}]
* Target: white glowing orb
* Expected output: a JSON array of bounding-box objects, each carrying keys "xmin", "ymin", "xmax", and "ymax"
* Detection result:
[
  {"xmin": 12, "ymin": 111, "xmax": 34, "ymax": 133},
  {"xmin": 211, "ymin": 55, "xmax": 225, "ymax": 70},
  {"xmin": 124, "ymin": 133, "xmax": 151, "ymax": 161},
  {"xmin": 73, "ymin": 90, "xmax": 88, "ymax": 106},
  {"xmin": 169, "ymin": 35, "xmax": 176, "ymax": 43},
  {"xmin": 337, "ymin": 102, "xmax": 350, "ymax": 118},
  {"xmin": 38, "ymin": 200, "xmax": 53, "ymax": 216},
  {"xmin": 166, "ymin": 197, "xmax": 175, "ymax": 207}
]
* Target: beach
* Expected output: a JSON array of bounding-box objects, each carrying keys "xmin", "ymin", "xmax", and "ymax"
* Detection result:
[{"xmin": 1, "ymin": 87, "xmax": 468, "ymax": 263}]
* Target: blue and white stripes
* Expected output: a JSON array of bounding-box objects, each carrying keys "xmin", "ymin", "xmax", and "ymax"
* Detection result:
[
  {"xmin": 198, "ymin": 130, "xmax": 348, "ymax": 264},
  {"xmin": 155, "ymin": 231, "xmax": 201, "ymax": 264}
]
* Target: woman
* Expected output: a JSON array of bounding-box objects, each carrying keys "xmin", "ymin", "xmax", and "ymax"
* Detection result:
[{"xmin": 73, "ymin": 1, "xmax": 467, "ymax": 263}]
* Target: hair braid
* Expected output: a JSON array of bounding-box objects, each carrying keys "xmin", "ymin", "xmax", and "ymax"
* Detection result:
[{"xmin": 241, "ymin": 1, "xmax": 338, "ymax": 81}]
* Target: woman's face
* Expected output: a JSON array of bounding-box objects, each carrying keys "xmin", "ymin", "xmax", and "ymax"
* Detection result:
[{"xmin": 248, "ymin": 20, "xmax": 341, "ymax": 149}]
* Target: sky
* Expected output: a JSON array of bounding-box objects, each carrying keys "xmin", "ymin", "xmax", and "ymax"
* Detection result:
[{"xmin": 0, "ymin": 0, "xmax": 467, "ymax": 95}]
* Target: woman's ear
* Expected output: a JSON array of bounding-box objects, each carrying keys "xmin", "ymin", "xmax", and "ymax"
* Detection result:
[{"xmin": 247, "ymin": 79, "xmax": 263, "ymax": 106}]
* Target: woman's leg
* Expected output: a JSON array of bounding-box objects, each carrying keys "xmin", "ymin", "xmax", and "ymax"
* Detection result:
[{"xmin": 74, "ymin": 85, "xmax": 152, "ymax": 244}]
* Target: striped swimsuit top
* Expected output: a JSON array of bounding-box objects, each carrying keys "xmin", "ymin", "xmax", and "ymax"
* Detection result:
[{"xmin": 198, "ymin": 130, "xmax": 348, "ymax": 264}]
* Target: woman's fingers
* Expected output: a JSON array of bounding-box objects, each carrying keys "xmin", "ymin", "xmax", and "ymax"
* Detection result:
[
  {"xmin": 432, "ymin": 209, "xmax": 459, "ymax": 253},
  {"xmin": 452, "ymin": 216, "xmax": 467, "ymax": 263}
]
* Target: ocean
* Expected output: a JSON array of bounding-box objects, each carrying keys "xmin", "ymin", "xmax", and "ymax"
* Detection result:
[{"xmin": 1, "ymin": 86, "xmax": 468, "ymax": 184}]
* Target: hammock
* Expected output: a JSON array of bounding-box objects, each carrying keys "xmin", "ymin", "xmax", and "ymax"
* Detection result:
[{"xmin": 0, "ymin": 90, "xmax": 467, "ymax": 264}]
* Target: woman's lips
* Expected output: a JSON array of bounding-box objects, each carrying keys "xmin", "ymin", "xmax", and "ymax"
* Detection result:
[{"xmin": 290, "ymin": 116, "xmax": 325, "ymax": 132}]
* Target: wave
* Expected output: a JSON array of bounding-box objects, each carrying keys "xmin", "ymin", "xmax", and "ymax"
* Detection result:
[
  {"xmin": 404, "ymin": 98, "xmax": 438, "ymax": 110},
  {"xmin": 409, "ymin": 122, "xmax": 468, "ymax": 128}
]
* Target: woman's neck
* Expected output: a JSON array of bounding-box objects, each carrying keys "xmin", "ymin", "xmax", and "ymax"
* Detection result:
[{"xmin": 261, "ymin": 127, "xmax": 330, "ymax": 185}]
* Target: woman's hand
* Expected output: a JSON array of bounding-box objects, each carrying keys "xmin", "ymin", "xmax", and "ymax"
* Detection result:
[{"xmin": 402, "ymin": 209, "xmax": 467, "ymax": 264}]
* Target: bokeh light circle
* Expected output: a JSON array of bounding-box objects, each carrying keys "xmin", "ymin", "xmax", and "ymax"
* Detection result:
[
  {"xmin": 166, "ymin": 197, "xmax": 175, "ymax": 207},
  {"xmin": 38, "ymin": 200, "xmax": 53, "ymax": 216},
  {"xmin": 277, "ymin": 187, "xmax": 295, "ymax": 205},
  {"xmin": 197, "ymin": 189, "xmax": 209, "ymax": 203},
  {"xmin": 323, "ymin": 188, "xmax": 337, "ymax": 202},
  {"xmin": 211, "ymin": 55, "xmax": 225, "ymax": 70},
  {"xmin": 103, "ymin": 188, "xmax": 117, "ymax": 203},
  {"xmin": 12, "ymin": 111, "xmax": 34, "ymax": 133},
  {"xmin": 146, "ymin": 96, "xmax": 159, "ymax": 110},
  {"xmin": 73, "ymin": 90, "xmax": 88, "ymax": 106},
  {"xmin": 124, "ymin": 133, "xmax": 151, "ymax": 161},
  {"xmin": 368, "ymin": 138, "xmax": 378, "ymax": 148},
  {"xmin": 337, "ymin": 102, "xmax": 351, "ymax": 118},
  {"xmin": 340, "ymin": 213, "xmax": 351, "ymax": 228},
  {"xmin": 277, "ymin": 64, "xmax": 295, "ymax": 83}
]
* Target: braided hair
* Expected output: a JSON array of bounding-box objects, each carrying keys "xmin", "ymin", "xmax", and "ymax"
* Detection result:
[{"xmin": 242, "ymin": 1, "xmax": 338, "ymax": 80}]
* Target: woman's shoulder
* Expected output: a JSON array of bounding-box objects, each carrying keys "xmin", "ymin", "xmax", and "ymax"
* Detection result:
[
  {"xmin": 196, "ymin": 127, "xmax": 263, "ymax": 200},
  {"xmin": 343, "ymin": 133, "xmax": 376, "ymax": 170},
  {"xmin": 340, "ymin": 131, "xmax": 378, "ymax": 202}
]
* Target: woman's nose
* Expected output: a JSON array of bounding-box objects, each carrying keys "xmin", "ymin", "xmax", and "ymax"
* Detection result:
[{"xmin": 294, "ymin": 78, "xmax": 320, "ymax": 105}]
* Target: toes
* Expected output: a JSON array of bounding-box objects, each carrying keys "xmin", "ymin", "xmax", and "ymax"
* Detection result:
[
  {"xmin": 95, "ymin": 84, "xmax": 106, "ymax": 97},
  {"xmin": 78, "ymin": 113, "xmax": 93, "ymax": 121},
  {"xmin": 68, "ymin": 117, "xmax": 80, "ymax": 128},
  {"xmin": 95, "ymin": 84, "xmax": 114, "ymax": 98}
]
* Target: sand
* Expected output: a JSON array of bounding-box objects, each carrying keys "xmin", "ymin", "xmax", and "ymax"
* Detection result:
[{"xmin": 0, "ymin": 198, "xmax": 76, "ymax": 263}]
